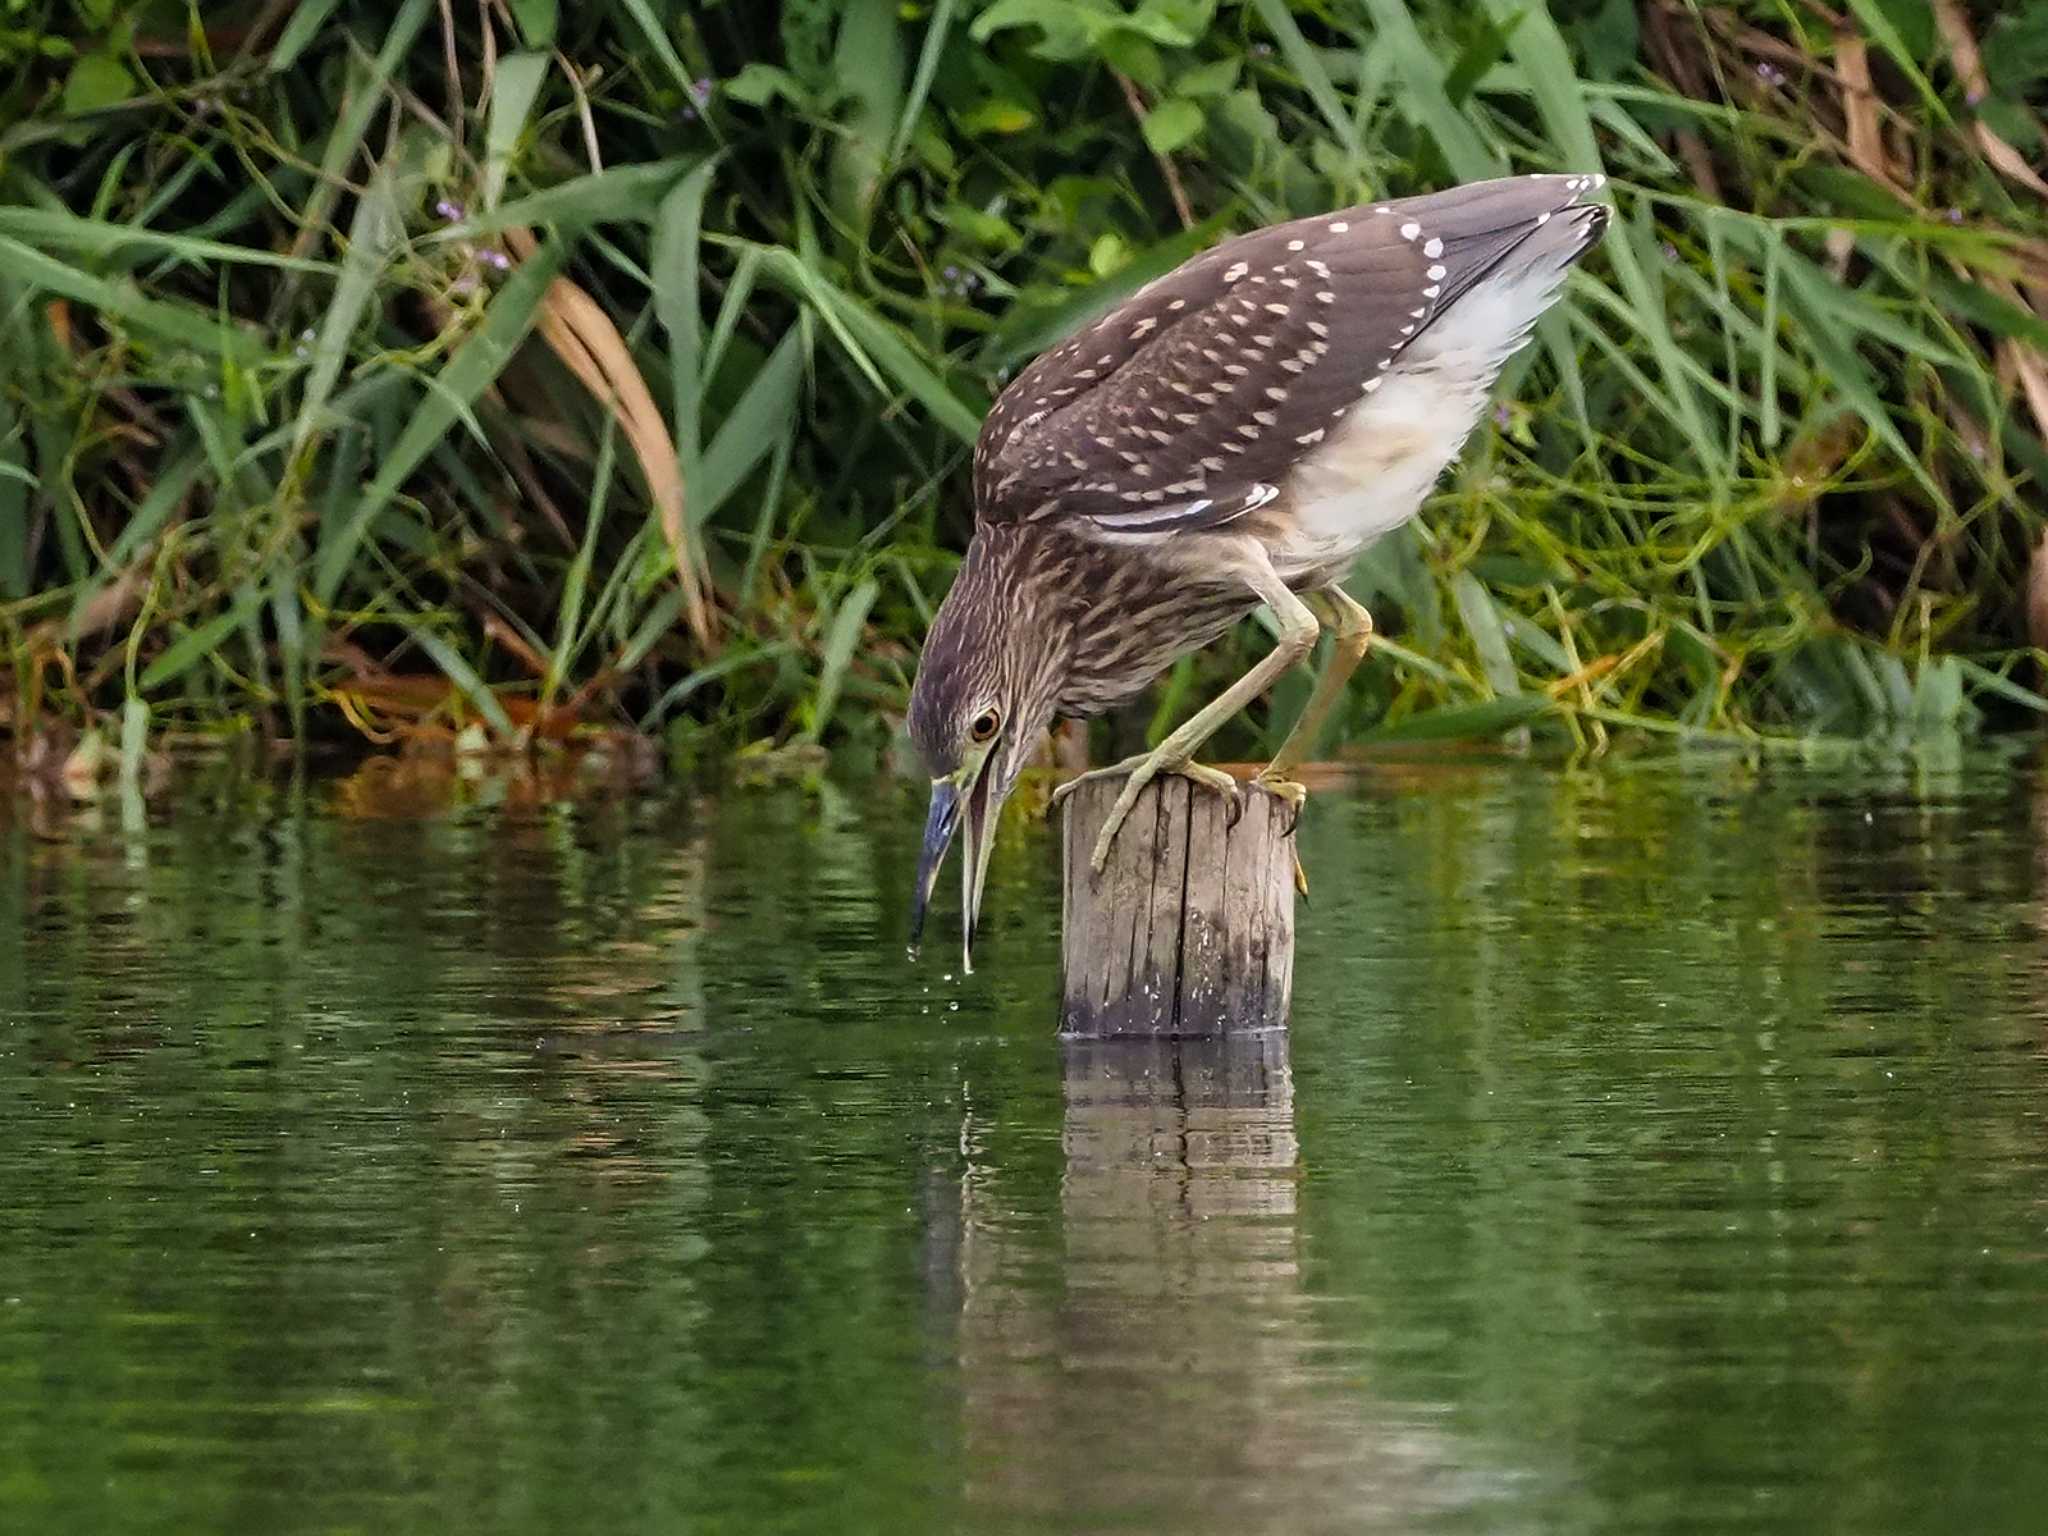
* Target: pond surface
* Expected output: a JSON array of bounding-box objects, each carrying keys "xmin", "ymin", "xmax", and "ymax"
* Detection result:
[{"xmin": 4, "ymin": 752, "xmax": 2048, "ymax": 1534}]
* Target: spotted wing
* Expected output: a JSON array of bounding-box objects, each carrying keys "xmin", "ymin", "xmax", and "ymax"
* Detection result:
[{"xmin": 972, "ymin": 174, "xmax": 1607, "ymax": 535}]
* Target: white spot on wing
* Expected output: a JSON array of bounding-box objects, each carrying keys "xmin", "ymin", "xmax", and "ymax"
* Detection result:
[{"xmin": 1284, "ymin": 247, "xmax": 1582, "ymax": 563}]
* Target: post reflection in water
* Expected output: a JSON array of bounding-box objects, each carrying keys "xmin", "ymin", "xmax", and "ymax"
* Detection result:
[{"xmin": 948, "ymin": 1029, "xmax": 1499, "ymax": 1535}]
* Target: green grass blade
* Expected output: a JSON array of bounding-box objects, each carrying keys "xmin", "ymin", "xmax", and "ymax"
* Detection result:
[
  {"xmin": 0, "ymin": 234, "xmax": 257, "ymax": 358},
  {"xmin": 291, "ymin": 148, "xmax": 410, "ymax": 465},
  {"xmin": 484, "ymin": 52, "xmax": 550, "ymax": 211},
  {"xmin": 400, "ymin": 619, "xmax": 516, "ymax": 737},
  {"xmin": 1355, "ymin": 0, "xmax": 1503, "ymax": 180},
  {"xmin": 803, "ymin": 577, "xmax": 880, "ymax": 745},
  {"xmin": 652, "ymin": 156, "xmax": 723, "ymax": 471},
  {"xmin": 696, "ymin": 329, "xmax": 804, "ymax": 525},
  {"xmin": 1248, "ymin": 0, "xmax": 1364, "ymax": 163},
  {"xmin": 0, "ymin": 208, "xmax": 335, "ymax": 272},
  {"xmin": 314, "ymin": 236, "xmax": 569, "ymax": 603}
]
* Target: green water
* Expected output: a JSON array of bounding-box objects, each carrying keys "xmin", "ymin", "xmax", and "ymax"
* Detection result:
[{"xmin": 5, "ymin": 755, "xmax": 2048, "ymax": 1534}]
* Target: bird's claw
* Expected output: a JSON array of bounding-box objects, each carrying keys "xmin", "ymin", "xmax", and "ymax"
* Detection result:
[
  {"xmin": 1249, "ymin": 774, "xmax": 1307, "ymax": 838},
  {"xmin": 1249, "ymin": 774, "xmax": 1310, "ymax": 897}
]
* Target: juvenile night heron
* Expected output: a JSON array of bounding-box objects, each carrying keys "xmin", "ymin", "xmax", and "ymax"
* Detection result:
[{"xmin": 909, "ymin": 173, "xmax": 1610, "ymax": 969}]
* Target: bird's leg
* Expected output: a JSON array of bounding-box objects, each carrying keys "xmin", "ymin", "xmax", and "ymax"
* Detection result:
[
  {"xmin": 1258, "ymin": 586, "xmax": 1373, "ymax": 792},
  {"xmin": 1251, "ymin": 587, "xmax": 1373, "ymax": 897},
  {"xmin": 1083, "ymin": 549, "xmax": 1320, "ymax": 875}
]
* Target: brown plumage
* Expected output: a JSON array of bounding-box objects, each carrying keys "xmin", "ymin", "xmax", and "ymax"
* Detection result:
[{"xmin": 909, "ymin": 174, "xmax": 1612, "ymax": 970}]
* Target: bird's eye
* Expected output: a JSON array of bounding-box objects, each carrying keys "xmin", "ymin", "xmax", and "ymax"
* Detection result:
[{"xmin": 969, "ymin": 709, "xmax": 1001, "ymax": 744}]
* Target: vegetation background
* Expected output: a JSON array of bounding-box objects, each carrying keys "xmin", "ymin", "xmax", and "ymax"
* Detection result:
[{"xmin": 6, "ymin": 0, "xmax": 2048, "ymax": 781}]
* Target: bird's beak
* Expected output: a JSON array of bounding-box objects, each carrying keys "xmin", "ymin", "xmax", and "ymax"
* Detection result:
[
  {"xmin": 958, "ymin": 754, "xmax": 1000, "ymax": 976},
  {"xmin": 910, "ymin": 777, "xmax": 960, "ymax": 960},
  {"xmin": 909, "ymin": 751, "xmax": 1003, "ymax": 976}
]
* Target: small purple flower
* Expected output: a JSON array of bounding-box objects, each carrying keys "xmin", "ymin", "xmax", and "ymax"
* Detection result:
[
  {"xmin": 1493, "ymin": 404, "xmax": 1511, "ymax": 429},
  {"xmin": 1754, "ymin": 60, "xmax": 1786, "ymax": 87},
  {"xmin": 434, "ymin": 198, "xmax": 465, "ymax": 222},
  {"xmin": 1660, "ymin": 241, "xmax": 1679, "ymax": 262},
  {"xmin": 1945, "ymin": 207, "xmax": 1964, "ymax": 224},
  {"xmin": 481, "ymin": 249, "xmax": 511, "ymax": 271},
  {"xmin": 1966, "ymin": 88, "xmax": 1986, "ymax": 108}
]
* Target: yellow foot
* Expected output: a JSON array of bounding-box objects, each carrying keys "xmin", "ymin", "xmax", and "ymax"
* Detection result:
[
  {"xmin": 1250, "ymin": 773, "xmax": 1310, "ymax": 898},
  {"xmin": 1054, "ymin": 754, "xmax": 1241, "ymax": 876}
]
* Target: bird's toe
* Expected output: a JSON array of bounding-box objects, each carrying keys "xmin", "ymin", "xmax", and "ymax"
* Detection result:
[{"xmin": 1250, "ymin": 773, "xmax": 1308, "ymax": 835}]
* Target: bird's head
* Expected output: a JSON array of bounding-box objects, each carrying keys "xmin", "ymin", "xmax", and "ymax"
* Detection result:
[{"xmin": 905, "ymin": 533, "xmax": 1066, "ymax": 974}]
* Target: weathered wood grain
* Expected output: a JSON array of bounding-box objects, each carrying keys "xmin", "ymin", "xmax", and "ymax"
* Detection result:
[{"xmin": 1058, "ymin": 772, "xmax": 1296, "ymax": 1036}]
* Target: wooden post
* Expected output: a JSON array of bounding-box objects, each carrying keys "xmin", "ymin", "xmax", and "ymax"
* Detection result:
[{"xmin": 1058, "ymin": 771, "xmax": 1295, "ymax": 1037}]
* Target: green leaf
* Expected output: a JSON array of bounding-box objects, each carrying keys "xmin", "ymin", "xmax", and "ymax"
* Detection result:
[
  {"xmin": 139, "ymin": 590, "xmax": 265, "ymax": 691},
  {"xmin": 0, "ymin": 206, "xmax": 334, "ymax": 272},
  {"xmin": 509, "ymin": 0, "xmax": 558, "ymax": 47},
  {"xmin": 696, "ymin": 330, "xmax": 805, "ymax": 523},
  {"xmin": 725, "ymin": 63, "xmax": 813, "ymax": 109},
  {"xmin": 804, "ymin": 577, "xmax": 879, "ymax": 743},
  {"xmin": 755, "ymin": 245, "xmax": 985, "ymax": 444},
  {"xmin": 70, "ymin": 448, "xmax": 203, "ymax": 633},
  {"xmin": 612, "ymin": 0, "xmax": 696, "ymax": 95},
  {"xmin": 314, "ymin": 236, "xmax": 570, "ymax": 603},
  {"xmin": 970, "ymin": 0, "xmax": 1113, "ymax": 58},
  {"xmin": 0, "ymin": 233, "xmax": 257, "ymax": 358},
  {"xmin": 956, "ymin": 98, "xmax": 1037, "ymax": 134},
  {"xmin": 292, "ymin": 146, "xmax": 411, "ymax": 464},
  {"xmin": 62, "ymin": 53, "xmax": 135, "ymax": 115},
  {"xmin": 271, "ymin": 0, "xmax": 345, "ymax": 70},
  {"xmin": 1098, "ymin": 33, "xmax": 1165, "ymax": 89},
  {"xmin": 401, "ymin": 622, "xmax": 516, "ymax": 737},
  {"xmin": 653, "ymin": 156, "xmax": 724, "ymax": 471},
  {"xmin": 283, "ymin": 0, "xmax": 434, "ymax": 298},
  {"xmin": 1778, "ymin": 251, "xmax": 1944, "ymax": 501},
  {"xmin": 830, "ymin": 0, "xmax": 904, "ymax": 220},
  {"xmin": 442, "ymin": 159, "xmax": 699, "ymax": 237},
  {"xmin": 1175, "ymin": 57, "xmax": 1241, "ymax": 97},
  {"xmin": 484, "ymin": 52, "xmax": 549, "ymax": 210},
  {"xmin": 888, "ymin": 0, "xmax": 959, "ymax": 167},
  {"xmin": 1357, "ymin": 0, "xmax": 1503, "ymax": 179},
  {"xmin": 1452, "ymin": 572, "xmax": 1521, "ymax": 697},
  {"xmin": 1141, "ymin": 98, "xmax": 1203, "ymax": 154},
  {"xmin": 1246, "ymin": 0, "xmax": 1362, "ymax": 161}
]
